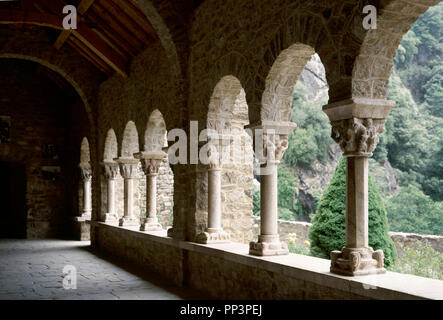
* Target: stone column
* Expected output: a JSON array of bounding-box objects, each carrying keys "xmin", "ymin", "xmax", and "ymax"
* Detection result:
[
  {"xmin": 78, "ymin": 162, "xmax": 92, "ymax": 219},
  {"xmin": 102, "ymin": 161, "xmax": 119, "ymax": 223},
  {"xmin": 323, "ymin": 98, "xmax": 395, "ymax": 276},
  {"xmin": 246, "ymin": 121, "xmax": 296, "ymax": 256},
  {"xmin": 115, "ymin": 158, "xmax": 140, "ymax": 227},
  {"xmin": 135, "ymin": 151, "xmax": 167, "ymax": 231},
  {"xmin": 196, "ymin": 137, "xmax": 230, "ymax": 244}
]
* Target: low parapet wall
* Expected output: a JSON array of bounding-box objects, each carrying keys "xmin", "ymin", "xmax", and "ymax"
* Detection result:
[
  {"xmin": 252, "ymin": 217, "xmax": 443, "ymax": 253},
  {"xmin": 90, "ymin": 221, "xmax": 443, "ymax": 300}
]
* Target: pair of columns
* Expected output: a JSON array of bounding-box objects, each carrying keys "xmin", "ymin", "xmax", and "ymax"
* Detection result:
[
  {"xmin": 247, "ymin": 98, "xmax": 394, "ymax": 276},
  {"xmin": 101, "ymin": 151, "xmax": 166, "ymax": 232}
]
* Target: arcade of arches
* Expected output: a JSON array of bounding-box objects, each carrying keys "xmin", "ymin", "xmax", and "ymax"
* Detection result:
[{"xmin": 0, "ymin": 0, "xmax": 442, "ymax": 300}]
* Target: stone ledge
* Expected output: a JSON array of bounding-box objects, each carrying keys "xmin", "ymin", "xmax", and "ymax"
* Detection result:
[{"xmin": 90, "ymin": 221, "xmax": 443, "ymax": 300}]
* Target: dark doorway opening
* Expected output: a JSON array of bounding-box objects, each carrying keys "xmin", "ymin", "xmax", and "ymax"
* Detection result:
[{"xmin": 0, "ymin": 162, "xmax": 27, "ymax": 238}]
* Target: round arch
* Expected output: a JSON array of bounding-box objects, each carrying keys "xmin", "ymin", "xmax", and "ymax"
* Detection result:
[
  {"xmin": 261, "ymin": 43, "xmax": 315, "ymax": 122},
  {"xmin": 120, "ymin": 121, "xmax": 140, "ymax": 158},
  {"xmin": 144, "ymin": 109, "xmax": 167, "ymax": 153},
  {"xmin": 352, "ymin": 0, "xmax": 441, "ymax": 99},
  {"xmin": 103, "ymin": 129, "xmax": 118, "ymax": 161}
]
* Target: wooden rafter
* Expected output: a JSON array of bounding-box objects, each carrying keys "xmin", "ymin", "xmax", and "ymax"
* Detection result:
[
  {"xmin": 0, "ymin": 8, "xmax": 128, "ymax": 77},
  {"xmin": 53, "ymin": 0, "xmax": 95, "ymax": 50}
]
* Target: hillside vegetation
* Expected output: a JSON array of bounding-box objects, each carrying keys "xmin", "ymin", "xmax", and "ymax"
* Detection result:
[{"xmin": 254, "ymin": 3, "xmax": 443, "ymax": 236}]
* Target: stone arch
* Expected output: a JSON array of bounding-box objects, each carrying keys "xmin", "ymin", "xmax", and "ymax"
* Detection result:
[
  {"xmin": 255, "ymin": 9, "xmax": 343, "ymax": 122},
  {"xmin": 197, "ymin": 75, "xmax": 254, "ymax": 243},
  {"xmin": 261, "ymin": 43, "xmax": 315, "ymax": 122},
  {"xmin": 103, "ymin": 129, "xmax": 118, "ymax": 162},
  {"xmin": 192, "ymin": 53, "xmax": 255, "ymax": 126},
  {"xmin": 207, "ymin": 75, "xmax": 250, "ymax": 133},
  {"xmin": 120, "ymin": 121, "xmax": 140, "ymax": 158},
  {"xmin": 80, "ymin": 137, "xmax": 91, "ymax": 164},
  {"xmin": 144, "ymin": 109, "xmax": 167, "ymax": 153},
  {"xmin": 352, "ymin": 0, "xmax": 441, "ymax": 99}
]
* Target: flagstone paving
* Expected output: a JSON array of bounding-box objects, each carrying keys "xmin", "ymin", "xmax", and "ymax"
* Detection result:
[{"xmin": 0, "ymin": 239, "xmax": 203, "ymax": 300}]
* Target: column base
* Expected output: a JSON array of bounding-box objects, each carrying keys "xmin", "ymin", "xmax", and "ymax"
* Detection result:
[
  {"xmin": 103, "ymin": 213, "xmax": 119, "ymax": 223},
  {"xmin": 140, "ymin": 218, "xmax": 163, "ymax": 231},
  {"xmin": 330, "ymin": 247, "xmax": 386, "ymax": 276},
  {"xmin": 118, "ymin": 216, "xmax": 139, "ymax": 227},
  {"xmin": 196, "ymin": 228, "xmax": 230, "ymax": 244},
  {"xmin": 249, "ymin": 235, "xmax": 289, "ymax": 256},
  {"xmin": 167, "ymin": 227, "xmax": 185, "ymax": 240}
]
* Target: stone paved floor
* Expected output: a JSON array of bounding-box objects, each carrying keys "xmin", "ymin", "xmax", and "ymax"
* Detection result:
[{"xmin": 0, "ymin": 239, "xmax": 203, "ymax": 300}]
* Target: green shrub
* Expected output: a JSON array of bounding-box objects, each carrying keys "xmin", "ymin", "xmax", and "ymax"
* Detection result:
[{"xmin": 309, "ymin": 157, "xmax": 397, "ymax": 267}]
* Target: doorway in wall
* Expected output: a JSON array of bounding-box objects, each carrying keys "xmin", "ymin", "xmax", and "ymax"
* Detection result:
[{"xmin": 0, "ymin": 162, "xmax": 27, "ymax": 238}]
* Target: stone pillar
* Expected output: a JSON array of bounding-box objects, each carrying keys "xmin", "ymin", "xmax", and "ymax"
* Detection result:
[
  {"xmin": 323, "ymin": 98, "xmax": 395, "ymax": 276},
  {"xmin": 115, "ymin": 158, "xmax": 140, "ymax": 227},
  {"xmin": 246, "ymin": 121, "xmax": 296, "ymax": 256},
  {"xmin": 102, "ymin": 161, "xmax": 119, "ymax": 223},
  {"xmin": 135, "ymin": 151, "xmax": 167, "ymax": 231},
  {"xmin": 79, "ymin": 162, "xmax": 92, "ymax": 219},
  {"xmin": 196, "ymin": 137, "xmax": 230, "ymax": 244}
]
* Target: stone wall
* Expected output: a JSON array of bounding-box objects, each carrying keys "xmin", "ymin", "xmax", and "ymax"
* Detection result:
[
  {"xmin": 0, "ymin": 59, "xmax": 88, "ymax": 238},
  {"xmin": 253, "ymin": 217, "xmax": 443, "ymax": 254}
]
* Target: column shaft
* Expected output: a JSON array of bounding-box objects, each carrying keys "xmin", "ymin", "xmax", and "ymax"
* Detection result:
[
  {"xmin": 346, "ymin": 156, "xmax": 369, "ymax": 248},
  {"xmin": 83, "ymin": 179, "xmax": 92, "ymax": 215},
  {"xmin": 107, "ymin": 178, "xmax": 115, "ymax": 214},
  {"xmin": 146, "ymin": 173, "xmax": 157, "ymax": 222},
  {"xmin": 208, "ymin": 168, "xmax": 222, "ymax": 230},
  {"xmin": 124, "ymin": 178, "xmax": 134, "ymax": 219},
  {"xmin": 260, "ymin": 163, "xmax": 278, "ymax": 236}
]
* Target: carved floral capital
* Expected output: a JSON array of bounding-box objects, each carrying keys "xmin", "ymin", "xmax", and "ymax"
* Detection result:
[
  {"xmin": 78, "ymin": 162, "xmax": 92, "ymax": 182},
  {"xmin": 102, "ymin": 162, "xmax": 119, "ymax": 180},
  {"xmin": 140, "ymin": 158, "xmax": 162, "ymax": 175},
  {"xmin": 330, "ymin": 117, "xmax": 386, "ymax": 157},
  {"xmin": 115, "ymin": 158, "xmax": 139, "ymax": 179}
]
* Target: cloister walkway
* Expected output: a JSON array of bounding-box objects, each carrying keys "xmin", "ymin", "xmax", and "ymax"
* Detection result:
[{"xmin": 0, "ymin": 239, "xmax": 203, "ymax": 300}]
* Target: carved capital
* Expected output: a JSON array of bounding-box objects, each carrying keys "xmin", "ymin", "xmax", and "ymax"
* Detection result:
[
  {"xmin": 207, "ymin": 143, "xmax": 222, "ymax": 170},
  {"xmin": 115, "ymin": 158, "xmax": 139, "ymax": 179},
  {"xmin": 102, "ymin": 162, "xmax": 119, "ymax": 180},
  {"xmin": 79, "ymin": 165, "xmax": 92, "ymax": 182},
  {"xmin": 140, "ymin": 158, "xmax": 162, "ymax": 175},
  {"xmin": 263, "ymin": 133, "xmax": 289, "ymax": 163},
  {"xmin": 245, "ymin": 121, "xmax": 295, "ymax": 165},
  {"xmin": 330, "ymin": 117, "xmax": 386, "ymax": 157}
]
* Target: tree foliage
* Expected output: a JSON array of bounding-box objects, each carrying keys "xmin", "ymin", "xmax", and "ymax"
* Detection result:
[{"xmin": 386, "ymin": 185, "xmax": 443, "ymax": 236}]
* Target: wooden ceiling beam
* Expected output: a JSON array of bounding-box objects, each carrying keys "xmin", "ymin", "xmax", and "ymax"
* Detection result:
[
  {"xmin": 86, "ymin": 11, "xmax": 137, "ymax": 57},
  {"xmin": 112, "ymin": 0, "xmax": 158, "ymax": 41},
  {"xmin": 77, "ymin": 0, "xmax": 95, "ymax": 15},
  {"xmin": 0, "ymin": 8, "xmax": 128, "ymax": 77},
  {"xmin": 90, "ymin": 2, "xmax": 144, "ymax": 53},
  {"xmin": 53, "ymin": 0, "xmax": 95, "ymax": 51},
  {"xmin": 68, "ymin": 36, "xmax": 112, "ymax": 76},
  {"xmin": 97, "ymin": 0, "xmax": 151, "ymax": 47}
]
